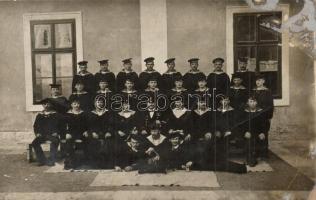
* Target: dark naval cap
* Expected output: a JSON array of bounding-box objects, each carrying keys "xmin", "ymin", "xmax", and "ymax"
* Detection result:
[
  {"xmin": 231, "ymin": 73, "xmax": 243, "ymax": 80},
  {"xmin": 212, "ymin": 57, "xmax": 225, "ymax": 64},
  {"xmin": 165, "ymin": 58, "xmax": 175, "ymax": 64},
  {"xmin": 49, "ymin": 83, "xmax": 61, "ymax": 89},
  {"xmin": 98, "ymin": 59, "xmax": 109, "ymax": 64},
  {"xmin": 122, "ymin": 58, "xmax": 132, "ymax": 64},
  {"xmin": 144, "ymin": 57, "xmax": 155, "ymax": 63},
  {"xmin": 78, "ymin": 60, "xmax": 88, "ymax": 65},
  {"xmin": 188, "ymin": 58, "xmax": 199, "ymax": 63}
]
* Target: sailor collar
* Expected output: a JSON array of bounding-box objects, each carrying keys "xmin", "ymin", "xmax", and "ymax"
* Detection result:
[
  {"xmin": 172, "ymin": 108, "xmax": 188, "ymax": 118},
  {"xmin": 72, "ymin": 91, "xmax": 88, "ymax": 95},
  {"xmin": 147, "ymin": 134, "xmax": 166, "ymax": 146},
  {"xmin": 144, "ymin": 69, "xmax": 157, "ymax": 73},
  {"xmin": 245, "ymin": 108, "xmax": 263, "ymax": 113},
  {"xmin": 121, "ymin": 69, "xmax": 134, "ymax": 73},
  {"xmin": 212, "ymin": 71, "xmax": 225, "ymax": 75},
  {"xmin": 97, "ymin": 89, "xmax": 112, "ymax": 93},
  {"xmin": 194, "ymin": 108, "xmax": 211, "ymax": 116},
  {"xmin": 118, "ymin": 110, "xmax": 136, "ymax": 118},
  {"xmin": 122, "ymin": 89, "xmax": 137, "ymax": 94},
  {"xmin": 41, "ymin": 111, "xmax": 57, "ymax": 115},
  {"xmin": 77, "ymin": 71, "xmax": 92, "ymax": 76},
  {"xmin": 51, "ymin": 95, "xmax": 62, "ymax": 98},
  {"xmin": 237, "ymin": 69, "xmax": 248, "ymax": 73},
  {"xmin": 187, "ymin": 70, "xmax": 201, "ymax": 74},
  {"xmin": 145, "ymin": 88, "xmax": 159, "ymax": 92},
  {"xmin": 217, "ymin": 106, "xmax": 234, "ymax": 113},
  {"xmin": 230, "ymin": 85, "xmax": 246, "ymax": 90},
  {"xmin": 172, "ymin": 88, "xmax": 187, "ymax": 92},
  {"xmin": 67, "ymin": 110, "xmax": 84, "ymax": 115},
  {"xmin": 92, "ymin": 109, "xmax": 108, "ymax": 116},
  {"xmin": 253, "ymin": 87, "xmax": 268, "ymax": 91},
  {"xmin": 195, "ymin": 87, "xmax": 210, "ymax": 92},
  {"xmin": 99, "ymin": 70, "xmax": 112, "ymax": 74},
  {"xmin": 163, "ymin": 70, "xmax": 178, "ymax": 75}
]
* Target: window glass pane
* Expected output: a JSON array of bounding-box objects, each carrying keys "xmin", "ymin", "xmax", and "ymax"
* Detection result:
[
  {"xmin": 235, "ymin": 15, "xmax": 256, "ymax": 42},
  {"xmin": 34, "ymin": 54, "xmax": 53, "ymax": 103},
  {"xmin": 56, "ymin": 77, "xmax": 72, "ymax": 98},
  {"xmin": 34, "ymin": 78, "xmax": 52, "ymax": 103},
  {"xmin": 235, "ymin": 46, "xmax": 256, "ymax": 71},
  {"xmin": 258, "ymin": 46, "xmax": 281, "ymax": 97},
  {"xmin": 258, "ymin": 13, "xmax": 282, "ymax": 42},
  {"xmin": 34, "ymin": 24, "xmax": 52, "ymax": 49},
  {"xmin": 55, "ymin": 23, "xmax": 73, "ymax": 48},
  {"xmin": 56, "ymin": 53, "xmax": 73, "ymax": 77}
]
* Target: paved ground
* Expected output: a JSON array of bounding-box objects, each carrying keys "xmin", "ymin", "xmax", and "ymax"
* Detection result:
[{"xmin": 0, "ymin": 131, "xmax": 315, "ymax": 199}]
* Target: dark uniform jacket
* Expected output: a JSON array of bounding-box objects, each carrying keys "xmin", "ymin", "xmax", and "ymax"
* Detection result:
[
  {"xmin": 239, "ymin": 108, "xmax": 269, "ymax": 135},
  {"xmin": 165, "ymin": 141, "xmax": 191, "ymax": 170},
  {"xmin": 190, "ymin": 108, "xmax": 213, "ymax": 141},
  {"xmin": 183, "ymin": 70, "xmax": 206, "ymax": 92},
  {"xmin": 64, "ymin": 110, "xmax": 88, "ymax": 140},
  {"xmin": 114, "ymin": 111, "xmax": 140, "ymax": 140},
  {"xmin": 166, "ymin": 108, "xmax": 192, "ymax": 136},
  {"xmin": 116, "ymin": 70, "xmax": 139, "ymax": 92},
  {"xmin": 207, "ymin": 71, "xmax": 230, "ymax": 96},
  {"xmin": 215, "ymin": 107, "xmax": 237, "ymax": 134},
  {"xmin": 33, "ymin": 111, "xmax": 65, "ymax": 137},
  {"xmin": 228, "ymin": 86, "xmax": 248, "ymax": 111},
  {"xmin": 138, "ymin": 70, "xmax": 161, "ymax": 91},
  {"xmin": 94, "ymin": 70, "xmax": 116, "ymax": 92},
  {"xmin": 72, "ymin": 71, "xmax": 95, "ymax": 94},
  {"xmin": 252, "ymin": 87, "xmax": 274, "ymax": 120},
  {"xmin": 87, "ymin": 110, "xmax": 114, "ymax": 138},
  {"xmin": 69, "ymin": 92, "xmax": 93, "ymax": 112},
  {"xmin": 49, "ymin": 96, "xmax": 70, "ymax": 113},
  {"xmin": 161, "ymin": 71, "xmax": 182, "ymax": 92},
  {"xmin": 168, "ymin": 88, "xmax": 189, "ymax": 109},
  {"xmin": 115, "ymin": 141, "xmax": 147, "ymax": 169},
  {"xmin": 138, "ymin": 110, "xmax": 167, "ymax": 135},
  {"xmin": 235, "ymin": 70, "xmax": 256, "ymax": 93}
]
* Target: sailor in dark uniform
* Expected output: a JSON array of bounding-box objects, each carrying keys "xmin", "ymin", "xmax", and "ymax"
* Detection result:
[
  {"xmin": 166, "ymin": 99, "xmax": 192, "ymax": 143},
  {"xmin": 239, "ymin": 96, "xmax": 269, "ymax": 166},
  {"xmin": 48, "ymin": 83, "xmax": 70, "ymax": 113},
  {"xmin": 86, "ymin": 97, "xmax": 115, "ymax": 168},
  {"xmin": 235, "ymin": 57, "xmax": 256, "ymax": 94},
  {"xmin": 94, "ymin": 59, "xmax": 116, "ymax": 92},
  {"xmin": 165, "ymin": 131, "xmax": 193, "ymax": 171},
  {"xmin": 143, "ymin": 77, "xmax": 167, "ymax": 109},
  {"xmin": 190, "ymin": 100, "xmax": 213, "ymax": 143},
  {"xmin": 207, "ymin": 58, "xmax": 230, "ymax": 109},
  {"xmin": 138, "ymin": 99, "xmax": 167, "ymax": 137},
  {"xmin": 31, "ymin": 98, "xmax": 65, "ymax": 166},
  {"xmin": 191, "ymin": 76, "xmax": 212, "ymax": 109},
  {"xmin": 251, "ymin": 74, "xmax": 274, "ymax": 158},
  {"xmin": 69, "ymin": 80, "xmax": 93, "ymax": 112},
  {"xmin": 114, "ymin": 134, "xmax": 147, "ymax": 172},
  {"xmin": 139, "ymin": 123, "xmax": 169, "ymax": 173},
  {"xmin": 116, "ymin": 58, "xmax": 139, "ymax": 92},
  {"xmin": 228, "ymin": 73, "xmax": 248, "ymax": 111},
  {"xmin": 139, "ymin": 57, "xmax": 162, "ymax": 91},
  {"xmin": 63, "ymin": 98, "xmax": 88, "ymax": 170},
  {"xmin": 168, "ymin": 76, "xmax": 189, "ymax": 109},
  {"xmin": 72, "ymin": 61, "xmax": 95, "ymax": 94},
  {"xmin": 118, "ymin": 79, "xmax": 139, "ymax": 110},
  {"xmin": 183, "ymin": 58, "xmax": 206, "ymax": 92},
  {"xmin": 95, "ymin": 78, "xmax": 113, "ymax": 111},
  {"xmin": 161, "ymin": 58, "xmax": 182, "ymax": 92},
  {"xmin": 114, "ymin": 101, "xmax": 140, "ymax": 142}
]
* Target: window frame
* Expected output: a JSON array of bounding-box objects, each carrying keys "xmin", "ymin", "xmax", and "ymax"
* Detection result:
[
  {"xmin": 226, "ymin": 5, "xmax": 290, "ymax": 106},
  {"xmin": 23, "ymin": 12, "xmax": 83, "ymax": 111}
]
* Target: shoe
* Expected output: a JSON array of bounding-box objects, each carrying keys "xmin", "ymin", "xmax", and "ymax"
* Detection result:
[
  {"xmin": 247, "ymin": 158, "xmax": 258, "ymax": 167},
  {"xmin": 37, "ymin": 162, "xmax": 46, "ymax": 166}
]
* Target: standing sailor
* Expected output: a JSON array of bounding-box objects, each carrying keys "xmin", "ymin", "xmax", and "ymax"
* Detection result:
[
  {"xmin": 94, "ymin": 59, "xmax": 116, "ymax": 92},
  {"xmin": 116, "ymin": 58, "xmax": 139, "ymax": 92},
  {"xmin": 69, "ymin": 80, "xmax": 93, "ymax": 112},
  {"xmin": 72, "ymin": 61, "xmax": 95, "ymax": 94},
  {"xmin": 139, "ymin": 57, "xmax": 161, "ymax": 91},
  {"xmin": 161, "ymin": 58, "xmax": 182, "ymax": 92},
  {"xmin": 183, "ymin": 58, "xmax": 206, "ymax": 92},
  {"xmin": 235, "ymin": 57, "xmax": 256, "ymax": 94}
]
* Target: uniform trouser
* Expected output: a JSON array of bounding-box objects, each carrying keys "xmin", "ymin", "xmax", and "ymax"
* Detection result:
[
  {"xmin": 98, "ymin": 138, "xmax": 115, "ymax": 169},
  {"xmin": 192, "ymin": 139, "xmax": 247, "ymax": 174},
  {"xmin": 31, "ymin": 135, "xmax": 59, "ymax": 164},
  {"xmin": 64, "ymin": 138, "xmax": 86, "ymax": 168}
]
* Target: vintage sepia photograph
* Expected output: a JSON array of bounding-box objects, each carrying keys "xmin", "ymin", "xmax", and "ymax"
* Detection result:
[{"xmin": 0, "ymin": 0, "xmax": 315, "ymax": 199}]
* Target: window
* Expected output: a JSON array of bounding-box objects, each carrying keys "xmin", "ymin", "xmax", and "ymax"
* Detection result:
[
  {"xmin": 31, "ymin": 20, "xmax": 76, "ymax": 103},
  {"xmin": 234, "ymin": 12, "xmax": 282, "ymax": 98},
  {"xmin": 24, "ymin": 12, "xmax": 83, "ymax": 111}
]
